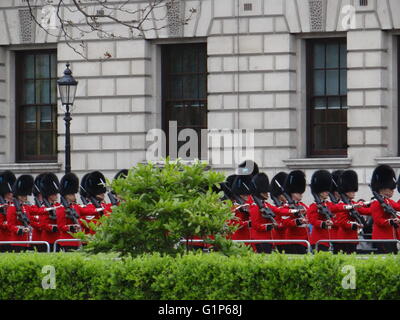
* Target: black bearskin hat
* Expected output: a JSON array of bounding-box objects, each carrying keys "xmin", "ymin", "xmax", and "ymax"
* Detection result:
[
  {"xmin": 284, "ymin": 170, "xmax": 306, "ymax": 194},
  {"xmin": 270, "ymin": 172, "xmax": 288, "ymax": 197},
  {"xmin": 79, "ymin": 173, "xmax": 91, "ymax": 198},
  {"xmin": 338, "ymin": 170, "xmax": 358, "ymax": 193},
  {"xmin": 33, "ymin": 173, "xmax": 46, "ymax": 197},
  {"xmin": 85, "ymin": 171, "xmax": 107, "ymax": 197},
  {"xmin": 60, "ymin": 173, "xmax": 79, "ymax": 196},
  {"xmin": 114, "ymin": 169, "xmax": 128, "ymax": 180},
  {"xmin": 311, "ymin": 170, "xmax": 332, "ymax": 194},
  {"xmin": 330, "ymin": 170, "xmax": 344, "ymax": 192},
  {"xmin": 0, "ymin": 170, "xmax": 16, "ymax": 196},
  {"xmin": 225, "ymin": 174, "xmax": 237, "ymax": 189},
  {"xmin": 371, "ymin": 165, "xmax": 396, "ymax": 192},
  {"xmin": 250, "ymin": 173, "xmax": 270, "ymax": 195},
  {"xmin": 231, "ymin": 175, "xmax": 252, "ymax": 196},
  {"xmin": 39, "ymin": 173, "xmax": 60, "ymax": 197},
  {"xmin": 237, "ymin": 160, "xmax": 259, "ymax": 177},
  {"xmin": 13, "ymin": 175, "xmax": 34, "ymax": 196}
]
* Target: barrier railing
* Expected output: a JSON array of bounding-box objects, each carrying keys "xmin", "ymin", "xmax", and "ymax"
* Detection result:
[
  {"xmin": 315, "ymin": 239, "xmax": 400, "ymax": 252},
  {"xmin": 181, "ymin": 239, "xmax": 312, "ymax": 253},
  {"xmin": 53, "ymin": 239, "xmax": 83, "ymax": 253},
  {"xmin": 0, "ymin": 241, "xmax": 51, "ymax": 253}
]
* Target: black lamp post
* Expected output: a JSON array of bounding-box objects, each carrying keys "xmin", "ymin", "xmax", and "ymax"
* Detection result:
[{"xmin": 57, "ymin": 63, "xmax": 78, "ymax": 174}]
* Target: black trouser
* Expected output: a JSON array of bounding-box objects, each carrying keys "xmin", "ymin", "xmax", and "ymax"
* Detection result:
[
  {"xmin": 59, "ymin": 245, "xmax": 80, "ymax": 252},
  {"xmin": 9, "ymin": 246, "xmax": 32, "ymax": 253},
  {"xmin": 31, "ymin": 244, "xmax": 48, "ymax": 252},
  {"xmin": 284, "ymin": 244, "xmax": 307, "ymax": 254},
  {"xmin": 275, "ymin": 245, "xmax": 287, "ymax": 253},
  {"xmin": 334, "ymin": 243, "xmax": 357, "ymax": 254},
  {"xmin": 0, "ymin": 244, "xmax": 10, "ymax": 252},
  {"xmin": 312, "ymin": 244, "xmax": 329, "ymax": 252},
  {"xmin": 255, "ymin": 243, "xmax": 273, "ymax": 254},
  {"xmin": 375, "ymin": 242, "xmax": 398, "ymax": 254}
]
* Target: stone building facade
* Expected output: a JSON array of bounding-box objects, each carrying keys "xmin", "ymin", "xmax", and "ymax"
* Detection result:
[{"xmin": 0, "ymin": 0, "xmax": 400, "ymax": 202}]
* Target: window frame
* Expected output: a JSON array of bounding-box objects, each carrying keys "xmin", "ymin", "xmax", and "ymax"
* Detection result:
[
  {"xmin": 306, "ymin": 38, "xmax": 348, "ymax": 158},
  {"xmin": 15, "ymin": 50, "xmax": 58, "ymax": 163},
  {"xmin": 161, "ymin": 43, "xmax": 208, "ymax": 159}
]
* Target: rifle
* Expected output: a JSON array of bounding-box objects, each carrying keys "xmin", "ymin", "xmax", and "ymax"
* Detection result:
[
  {"xmin": 312, "ymin": 192, "xmax": 333, "ymax": 221},
  {"xmin": 13, "ymin": 197, "xmax": 32, "ymax": 240},
  {"xmin": 252, "ymin": 193, "xmax": 277, "ymax": 225},
  {"xmin": 220, "ymin": 182, "xmax": 249, "ymax": 213},
  {"xmin": 274, "ymin": 180, "xmax": 306, "ymax": 219},
  {"xmin": 369, "ymin": 184, "xmax": 400, "ymax": 221},
  {"xmin": 108, "ymin": 192, "xmax": 119, "ymax": 206},
  {"xmin": 42, "ymin": 198, "xmax": 57, "ymax": 221},
  {"xmin": 271, "ymin": 195, "xmax": 283, "ymax": 207},
  {"xmin": 339, "ymin": 193, "xmax": 365, "ymax": 228},
  {"xmin": 329, "ymin": 192, "xmax": 340, "ymax": 204},
  {"xmin": 60, "ymin": 195, "xmax": 80, "ymax": 226}
]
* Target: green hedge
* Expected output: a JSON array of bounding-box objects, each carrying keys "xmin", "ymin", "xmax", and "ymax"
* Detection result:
[{"xmin": 0, "ymin": 252, "xmax": 399, "ymax": 300}]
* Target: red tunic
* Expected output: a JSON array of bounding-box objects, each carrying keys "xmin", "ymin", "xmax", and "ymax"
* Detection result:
[
  {"xmin": 39, "ymin": 202, "xmax": 61, "ymax": 244},
  {"xmin": 6, "ymin": 204, "xmax": 32, "ymax": 247},
  {"xmin": 0, "ymin": 207, "xmax": 9, "ymax": 242},
  {"xmin": 79, "ymin": 202, "xmax": 112, "ymax": 235},
  {"xmin": 56, "ymin": 204, "xmax": 84, "ymax": 247},
  {"xmin": 371, "ymin": 198, "xmax": 400, "ymax": 240},
  {"xmin": 281, "ymin": 202, "xmax": 310, "ymax": 247}
]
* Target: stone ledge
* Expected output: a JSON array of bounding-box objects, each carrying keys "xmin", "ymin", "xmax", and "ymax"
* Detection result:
[
  {"xmin": 0, "ymin": 163, "xmax": 63, "ymax": 174},
  {"xmin": 283, "ymin": 158, "xmax": 352, "ymax": 169},
  {"xmin": 375, "ymin": 157, "xmax": 400, "ymax": 168}
]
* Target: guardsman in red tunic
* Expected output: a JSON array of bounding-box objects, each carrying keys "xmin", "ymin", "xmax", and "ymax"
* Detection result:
[
  {"xmin": 38, "ymin": 173, "xmax": 63, "ymax": 252},
  {"xmin": 228, "ymin": 175, "xmax": 252, "ymax": 246},
  {"xmin": 328, "ymin": 170, "xmax": 345, "ymax": 253},
  {"xmin": 108, "ymin": 169, "xmax": 128, "ymax": 206},
  {"xmin": 370, "ymin": 165, "xmax": 400, "ymax": 254},
  {"xmin": 281, "ymin": 170, "xmax": 309, "ymax": 254},
  {"xmin": 79, "ymin": 171, "xmax": 112, "ymax": 235},
  {"xmin": 0, "ymin": 171, "xmax": 16, "ymax": 252},
  {"xmin": 334, "ymin": 170, "xmax": 371, "ymax": 254},
  {"xmin": 57, "ymin": 173, "xmax": 86, "ymax": 251},
  {"xmin": 269, "ymin": 172, "xmax": 289, "ymax": 252},
  {"xmin": 6, "ymin": 175, "xmax": 36, "ymax": 252},
  {"xmin": 249, "ymin": 173, "xmax": 297, "ymax": 253}
]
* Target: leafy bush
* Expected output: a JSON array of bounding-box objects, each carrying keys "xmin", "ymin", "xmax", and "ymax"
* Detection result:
[
  {"xmin": 1, "ymin": 252, "xmax": 400, "ymax": 300},
  {"xmin": 77, "ymin": 159, "xmax": 245, "ymax": 257}
]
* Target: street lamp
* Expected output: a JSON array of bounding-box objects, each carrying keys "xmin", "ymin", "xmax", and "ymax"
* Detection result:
[{"xmin": 57, "ymin": 63, "xmax": 78, "ymax": 174}]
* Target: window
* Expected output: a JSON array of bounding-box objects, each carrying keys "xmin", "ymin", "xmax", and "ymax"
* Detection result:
[
  {"xmin": 162, "ymin": 43, "xmax": 207, "ymax": 159},
  {"xmin": 15, "ymin": 50, "xmax": 58, "ymax": 162},
  {"xmin": 307, "ymin": 39, "xmax": 347, "ymax": 157}
]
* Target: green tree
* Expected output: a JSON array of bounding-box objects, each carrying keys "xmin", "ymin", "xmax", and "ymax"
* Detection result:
[{"xmin": 77, "ymin": 159, "xmax": 247, "ymax": 257}]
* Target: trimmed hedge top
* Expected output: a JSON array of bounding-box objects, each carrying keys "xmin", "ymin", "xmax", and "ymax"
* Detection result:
[{"xmin": 0, "ymin": 252, "xmax": 399, "ymax": 300}]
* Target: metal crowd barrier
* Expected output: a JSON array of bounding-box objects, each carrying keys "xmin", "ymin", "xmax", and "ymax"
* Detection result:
[
  {"xmin": 315, "ymin": 239, "xmax": 400, "ymax": 252},
  {"xmin": 53, "ymin": 239, "xmax": 83, "ymax": 253},
  {"xmin": 181, "ymin": 239, "xmax": 313, "ymax": 254},
  {"xmin": 0, "ymin": 241, "xmax": 51, "ymax": 253}
]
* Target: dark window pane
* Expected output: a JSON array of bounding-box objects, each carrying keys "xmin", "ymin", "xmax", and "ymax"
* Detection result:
[
  {"xmin": 198, "ymin": 75, "xmax": 206, "ymax": 99},
  {"xmin": 24, "ymin": 80, "xmax": 35, "ymax": 104},
  {"xmin": 326, "ymin": 43, "xmax": 339, "ymax": 68},
  {"xmin": 24, "ymin": 106, "xmax": 37, "ymax": 129},
  {"xmin": 313, "ymin": 70, "xmax": 325, "ymax": 95},
  {"xmin": 327, "ymin": 97, "xmax": 341, "ymax": 110},
  {"xmin": 340, "ymin": 69, "xmax": 347, "ymax": 95},
  {"xmin": 182, "ymin": 47, "xmax": 196, "ymax": 73},
  {"xmin": 313, "ymin": 43, "xmax": 325, "ymax": 69},
  {"xmin": 313, "ymin": 97, "xmax": 326, "ymax": 110},
  {"xmin": 182, "ymin": 75, "xmax": 198, "ymax": 99},
  {"xmin": 170, "ymin": 76, "xmax": 183, "ymax": 99},
  {"xmin": 341, "ymin": 96, "xmax": 348, "ymax": 109},
  {"xmin": 327, "ymin": 125, "xmax": 346, "ymax": 149},
  {"xmin": 36, "ymin": 54, "xmax": 50, "ymax": 78},
  {"xmin": 24, "ymin": 133, "xmax": 37, "ymax": 156},
  {"xmin": 36, "ymin": 80, "xmax": 51, "ymax": 104},
  {"xmin": 40, "ymin": 106, "xmax": 53, "ymax": 129},
  {"xmin": 314, "ymin": 125, "xmax": 326, "ymax": 150},
  {"xmin": 51, "ymin": 79, "xmax": 57, "ymax": 104},
  {"xmin": 326, "ymin": 108, "xmax": 341, "ymax": 123},
  {"xmin": 313, "ymin": 109, "xmax": 325, "ymax": 123},
  {"xmin": 340, "ymin": 43, "xmax": 347, "ymax": 68},
  {"xmin": 24, "ymin": 55, "xmax": 34, "ymax": 79},
  {"xmin": 51, "ymin": 53, "xmax": 57, "ymax": 78},
  {"xmin": 39, "ymin": 131, "xmax": 54, "ymax": 155},
  {"xmin": 326, "ymin": 70, "xmax": 339, "ymax": 95}
]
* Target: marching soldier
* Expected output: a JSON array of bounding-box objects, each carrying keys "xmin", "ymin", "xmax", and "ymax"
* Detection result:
[
  {"xmin": 79, "ymin": 171, "xmax": 112, "ymax": 235},
  {"xmin": 269, "ymin": 172, "xmax": 289, "ymax": 252},
  {"xmin": 370, "ymin": 165, "xmax": 400, "ymax": 254},
  {"xmin": 281, "ymin": 170, "xmax": 309, "ymax": 254},
  {"xmin": 249, "ymin": 172, "xmax": 297, "ymax": 254},
  {"xmin": 335, "ymin": 170, "xmax": 371, "ymax": 254},
  {"xmin": 7, "ymin": 175, "xmax": 34, "ymax": 252},
  {"xmin": 57, "ymin": 173, "xmax": 84, "ymax": 251},
  {"xmin": 0, "ymin": 171, "xmax": 16, "ymax": 252},
  {"xmin": 38, "ymin": 173, "xmax": 62, "ymax": 252},
  {"xmin": 108, "ymin": 169, "xmax": 128, "ymax": 206}
]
